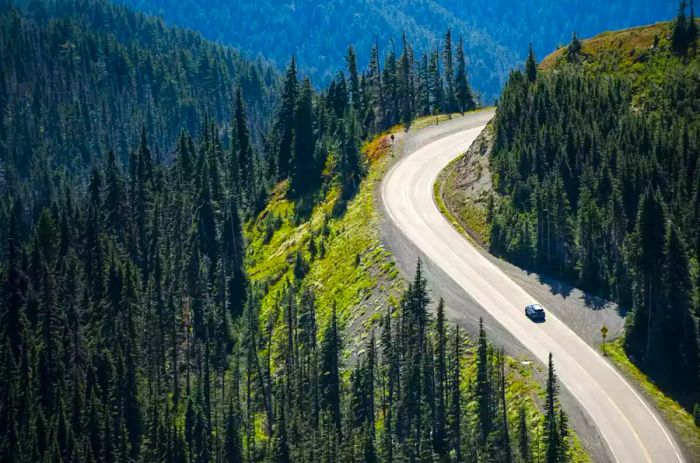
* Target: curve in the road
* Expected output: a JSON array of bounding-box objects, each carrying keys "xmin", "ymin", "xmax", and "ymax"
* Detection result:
[{"xmin": 381, "ymin": 114, "xmax": 684, "ymax": 463}]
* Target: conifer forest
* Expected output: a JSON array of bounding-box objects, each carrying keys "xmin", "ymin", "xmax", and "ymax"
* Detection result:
[{"xmin": 1, "ymin": 0, "xmax": 698, "ymax": 462}]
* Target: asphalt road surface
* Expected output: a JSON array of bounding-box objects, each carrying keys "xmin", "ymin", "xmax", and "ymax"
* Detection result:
[{"xmin": 381, "ymin": 111, "xmax": 684, "ymax": 463}]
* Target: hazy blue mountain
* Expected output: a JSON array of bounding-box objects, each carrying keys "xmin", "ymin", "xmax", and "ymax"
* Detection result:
[{"xmin": 115, "ymin": 0, "xmax": 676, "ymax": 101}]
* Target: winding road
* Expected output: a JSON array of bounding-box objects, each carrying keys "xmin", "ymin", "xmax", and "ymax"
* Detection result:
[{"xmin": 381, "ymin": 111, "xmax": 684, "ymax": 463}]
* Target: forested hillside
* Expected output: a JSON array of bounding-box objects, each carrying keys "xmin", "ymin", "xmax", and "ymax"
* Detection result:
[
  {"xmin": 114, "ymin": 0, "xmax": 675, "ymax": 101},
  {"xmin": 1, "ymin": 0, "xmax": 478, "ymax": 239},
  {"xmin": 488, "ymin": 10, "xmax": 699, "ymax": 409},
  {"xmin": 0, "ymin": 1, "xmax": 590, "ymax": 461},
  {"xmin": 0, "ymin": 0, "xmax": 279, "ymax": 231}
]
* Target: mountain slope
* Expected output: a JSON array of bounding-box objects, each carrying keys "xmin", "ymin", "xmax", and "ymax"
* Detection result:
[
  {"xmin": 0, "ymin": 0, "xmax": 278, "ymax": 207},
  {"xmin": 245, "ymin": 125, "xmax": 591, "ymax": 463},
  {"xmin": 0, "ymin": 1, "xmax": 594, "ymax": 461},
  {"xmin": 438, "ymin": 17, "xmax": 700, "ymax": 459},
  {"xmin": 115, "ymin": 0, "xmax": 676, "ymax": 101}
]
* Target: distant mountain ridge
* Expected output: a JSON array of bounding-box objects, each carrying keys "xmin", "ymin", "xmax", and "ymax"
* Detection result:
[{"xmin": 115, "ymin": 0, "xmax": 676, "ymax": 101}]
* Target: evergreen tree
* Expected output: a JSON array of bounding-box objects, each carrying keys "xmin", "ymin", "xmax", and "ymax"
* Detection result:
[
  {"xmin": 558, "ymin": 409, "xmax": 569, "ymax": 462},
  {"xmin": 525, "ymin": 44, "xmax": 537, "ymax": 83},
  {"xmin": 544, "ymin": 354, "xmax": 560, "ymax": 463},
  {"xmin": 454, "ymin": 37, "xmax": 475, "ymax": 113},
  {"xmin": 367, "ymin": 42, "xmax": 384, "ymax": 134},
  {"xmin": 517, "ymin": 406, "xmax": 531, "ymax": 463},
  {"xmin": 290, "ymin": 78, "xmax": 316, "ymax": 196},
  {"xmin": 566, "ymin": 33, "xmax": 583, "ymax": 62},
  {"xmin": 347, "ymin": 46, "xmax": 361, "ymax": 113},
  {"xmin": 443, "ymin": 30, "xmax": 456, "ymax": 115},
  {"xmin": 497, "ymin": 351, "xmax": 512, "ymax": 463},
  {"xmin": 475, "ymin": 318, "xmax": 492, "ymax": 443},
  {"xmin": 689, "ymin": 2, "xmax": 698, "ymax": 52},
  {"xmin": 398, "ymin": 33, "xmax": 414, "ymax": 125},
  {"xmin": 672, "ymin": 1, "xmax": 690, "ymax": 55},
  {"xmin": 416, "ymin": 53, "xmax": 431, "ymax": 117},
  {"xmin": 320, "ymin": 305, "xmax": 342, "ymax": 433},
  {"xmin": 657, "ymin": 226, "xmax": 699, "ymax": 389},
  {"xmin": 433, "ymin": 299, "xmax": 448, "ymax": 455},
  {"xmin": 234, "ymin": 88, "xmax": 256, "ymax": 206},
  {"xmin": 104, "ymin": 150, "xmax": 128, "ymax": 238},
  {"xmin": 277, "ymin": 58, "xmax": 298, "ymax": 179},
  {"xmin": 270, "ymin": 399, "xmax": 290, "ymax": 463},
  {"xmin": 132, "ymin": 128, "xmax": 154, "ymax": 268},
  {"xmin": 448, "ymin": 326, "xmax": 463, "ymax": 461},
  {"xmin": 222, "ymin": 198, "xmax": 247, "ymax": 317},
  {"xmin": 0, "ymin": 224, "xmax": 30, "ymax": 461},
  {"xmin": 0, "ymin": 224, "xmax": 28, "ymax": 361},
  {"xmin": 194, "ymin": 159, "xmax": 218, "ymax": 265},
  {"xmin": 338, "ymin": 110, "xmax": 363, "ymax": 198},
  {"xmin": 429, "ymin": 48, "xmax": 443, "ymax": 114},
  {"xmin": 625, "ymin": 189, "xmax": 667, "ymax": 363}
]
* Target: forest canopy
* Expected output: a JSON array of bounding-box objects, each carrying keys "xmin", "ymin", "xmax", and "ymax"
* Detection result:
[{"xmin": 489, "ymin": 16, "xmax": 700, "ymax": 404}]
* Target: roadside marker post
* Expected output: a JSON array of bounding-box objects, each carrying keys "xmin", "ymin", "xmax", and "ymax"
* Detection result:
[{"xmin": 601, "ymin": 325, "xmax": 608, "ymax": 356}]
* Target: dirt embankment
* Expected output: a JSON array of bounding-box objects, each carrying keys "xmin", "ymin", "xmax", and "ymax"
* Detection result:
[{"xmin": 437, "ymin": 122, "xmax": 495, "ymax": 247}]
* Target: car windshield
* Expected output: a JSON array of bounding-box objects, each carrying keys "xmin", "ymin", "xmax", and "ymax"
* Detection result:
[{"xmin": 533, "ymin": 306, "xmax": 544, "ymax": 312}]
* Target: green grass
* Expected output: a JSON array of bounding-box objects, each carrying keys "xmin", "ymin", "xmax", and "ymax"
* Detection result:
[
  {"xmin": 540, "ymin": 22, "xmax": 672, "ymax": 71},
  {"xmin": 245, "ymin": 133, "xmax": 404, "ymax": 365},
  {"xmin": 603, "ymin": 338, "xmax": 700, "ymax": 461}
]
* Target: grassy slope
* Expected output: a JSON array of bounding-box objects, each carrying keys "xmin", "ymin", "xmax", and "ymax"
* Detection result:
[
  {"xmin": 603, "ymin": 339, "xmax": 700, "ymax": 459},
  {"xmin": 245, "ymin": 134, "xmax": 404, "ymax": 358},
  {"xmin": 438, "ymin": 21, "xmax": 700, "ymax": 457},
  {"xmin": 540, "ymin": 22, "xmax": 672, "ymax": 72}
]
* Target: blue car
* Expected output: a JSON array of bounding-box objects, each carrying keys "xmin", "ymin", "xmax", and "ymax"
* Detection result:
[{"xmin": 525, "ymin": 304, "xmax": 546, "ymax": 321}]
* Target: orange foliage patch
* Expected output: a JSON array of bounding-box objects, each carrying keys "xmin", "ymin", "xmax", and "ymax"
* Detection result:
[{"xmin": 362, "ymin": 135, "xmax": 393, "ymax": 163}]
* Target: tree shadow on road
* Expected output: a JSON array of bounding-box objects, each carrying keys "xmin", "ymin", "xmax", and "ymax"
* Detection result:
[
  {"xmin": 536, "ymin": 272, "xmax": 574, "ymax": 300},
  {"xmin": 583, "ymin": 292, "xmax": 612, "ymax": 312}
]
